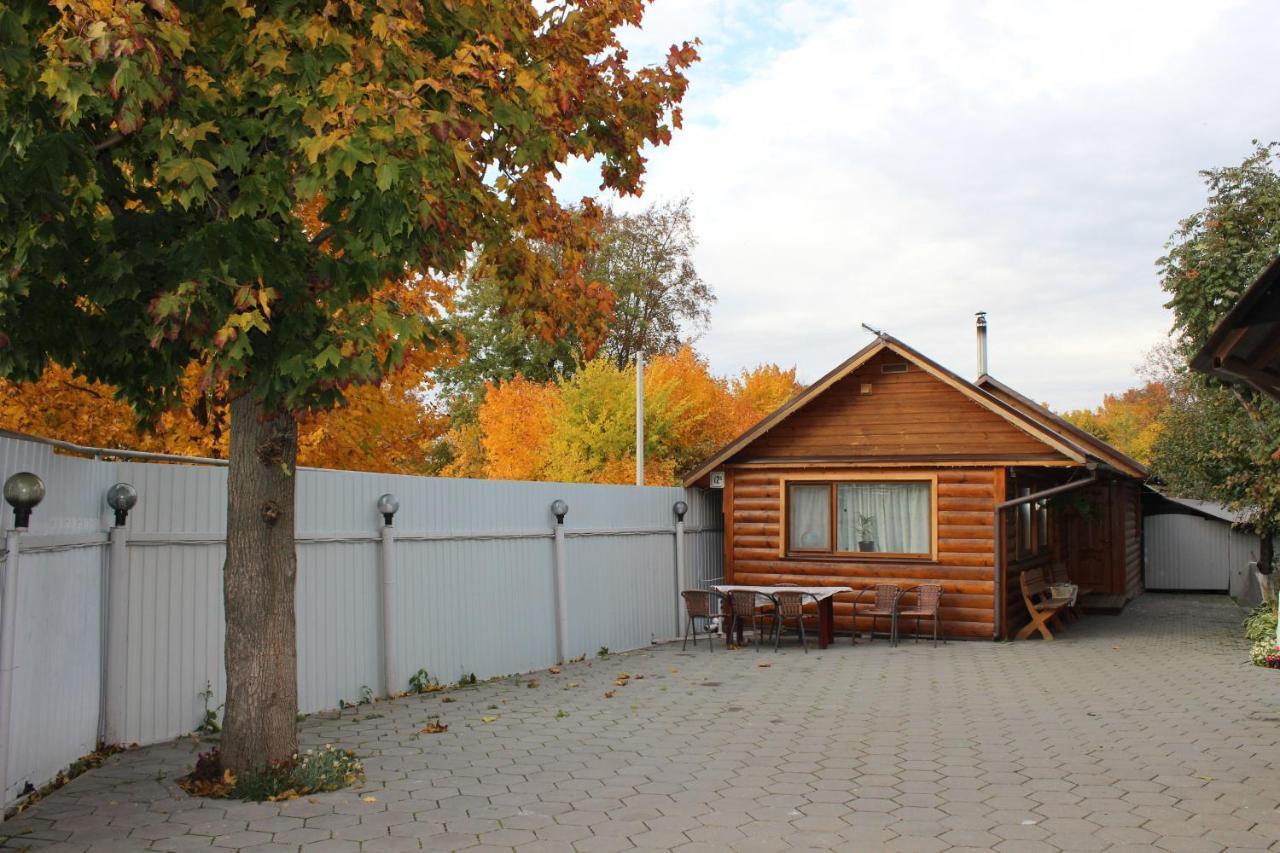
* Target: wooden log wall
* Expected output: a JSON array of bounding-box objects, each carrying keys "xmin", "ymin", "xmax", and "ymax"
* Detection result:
[
  {"xmin": 1121, "ymin": 480, "xmax": 1144, "ymax": 599},
  {"xmin": 726, "ymin": 467, "xmax": 998, "ymax": 639}
]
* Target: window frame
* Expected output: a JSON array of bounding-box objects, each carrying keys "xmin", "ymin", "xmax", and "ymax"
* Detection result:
[
  {"xmin": 780, "ymin": 473, "xmax": 938, "ymax": 561},
  {"xmin": 1013, "ymin": 487, "xmax": 1053, "ymax": 561}
]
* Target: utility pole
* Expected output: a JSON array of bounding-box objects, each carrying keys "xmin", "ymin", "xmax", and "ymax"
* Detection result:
[{"xmin": 635, "ymin": 351, "xmax": 645, "ymax": 486}]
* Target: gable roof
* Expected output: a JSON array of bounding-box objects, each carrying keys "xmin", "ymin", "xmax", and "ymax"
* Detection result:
[
  {"xmin": 974, "ymin": 375, "xmax": 1149, "ymax": 480},
  {"xmin": 682, "ymin": 334, "xmax": 1113, "ymax": 487}
]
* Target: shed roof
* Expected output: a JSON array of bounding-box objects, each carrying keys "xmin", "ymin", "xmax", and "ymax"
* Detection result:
[
  {"xmin": 682, "ymin": 333, "xmax": 1142, "ymax": 487},
  {"xmin": 1145, "ymin": 492, "xmax": 1246, "ymax": 525}
]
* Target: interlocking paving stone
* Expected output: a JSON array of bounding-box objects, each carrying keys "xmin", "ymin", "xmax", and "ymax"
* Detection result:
[{"xmin": 1, "ymin": 594, "xmax": 1278, "ymax": 852}]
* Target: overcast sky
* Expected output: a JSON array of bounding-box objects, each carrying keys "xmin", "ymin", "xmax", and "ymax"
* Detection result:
[{"xmin": 555, "ymin": 0, "xmax": 1280, "ymax": 411}]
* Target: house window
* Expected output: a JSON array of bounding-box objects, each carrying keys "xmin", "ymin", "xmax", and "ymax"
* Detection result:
[
  {"xmin": 788, "ymin": 484, "xmax": 831, "ymax": 551},
  {"xmin": 786, "ymin": 480, "xmax": 933, "ymax": 558},
  {"xmin": 1014, "ymin": 488, "xmax": 1051, "ymax": 560}
]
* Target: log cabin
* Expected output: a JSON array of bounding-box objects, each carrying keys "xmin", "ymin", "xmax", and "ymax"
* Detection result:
[{"xmin": 682, "ymin": 323, "xmax": 1149, "ymax": 640}]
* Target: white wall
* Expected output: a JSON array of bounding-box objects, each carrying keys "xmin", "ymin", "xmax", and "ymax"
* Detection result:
[
  {"xmin": 0, "ymin": 433, "xmax": 722, "ymax": 807},
  {"xmin": 1144, "ymin": 512, "xmax": 1268, "ymax": 604}
]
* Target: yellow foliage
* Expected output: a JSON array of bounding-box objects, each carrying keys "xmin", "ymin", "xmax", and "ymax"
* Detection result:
[
  {"xmin": 457, "ymin": 346, "xmax": 802, "ymax": 485},
  {"xmin": 1060, "ymin": 381, "xmax": 1169, "ymax": 466}
]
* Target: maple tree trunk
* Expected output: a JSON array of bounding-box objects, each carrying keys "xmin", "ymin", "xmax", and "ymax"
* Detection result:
[
  {"xmin": 1259, "ymin": 531, "xmax": 1275, "ymax": 575},
  {"xmin": 221, "ymin": 394, "xmax": 299, "ymax": 772}
]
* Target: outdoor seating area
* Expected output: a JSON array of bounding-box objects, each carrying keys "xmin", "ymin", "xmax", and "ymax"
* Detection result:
[
  {"xmin": 682, "ymin": 583, "xmax": 948, "ymax": 652},
  {"xmin": 2, "ymin": 594, "xmax": 1276, "ymax": 853}
]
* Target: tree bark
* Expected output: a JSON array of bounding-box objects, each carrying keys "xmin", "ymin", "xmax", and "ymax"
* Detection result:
[
  {"xmin": 221, "ymin": 394, "xmax": 299, "ymax": 772},
  {"xmin": 1259, "ymin": 529, "xmax": 1274, "ymax": 575}
]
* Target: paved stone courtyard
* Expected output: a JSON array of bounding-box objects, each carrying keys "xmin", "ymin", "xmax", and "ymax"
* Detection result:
[{"xmin": 2, "ymin": 593, "xmax": 1278, "ymax": 852}]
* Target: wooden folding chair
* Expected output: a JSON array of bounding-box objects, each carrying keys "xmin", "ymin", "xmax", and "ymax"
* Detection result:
[{"xmin": 1016, "ymin": 567, "xmax": 1071, "ymax": 640}]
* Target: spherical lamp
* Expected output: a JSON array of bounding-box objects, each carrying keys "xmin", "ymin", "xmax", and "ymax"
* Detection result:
[
  {"xmin": 550, "ymin": 499, "xmax": 568, "ymax": 525},
  {"xmin": 377, "ymin": 493, "xmax": 400, "ymax": 526},
  {"xmin": 3, "ymin": 472, "xmax": 45, "ymax": 528},
  {"xmin": 106, "ymin": 483, "xmax": 138, "ymax": 527}
]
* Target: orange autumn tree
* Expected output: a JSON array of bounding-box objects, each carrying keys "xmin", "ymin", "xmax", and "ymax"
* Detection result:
[
  {"xmin": 1, "ymin": 276, "xmax": 458, "ymax": 473},
  {"xmin": 0, "ymin": 351, "xmax": 456, "ymax": 474},
  {"xmin": 1060, "ymin": 380, "xmax": 1170, "ymax": 466},
  {"xmin": 454, "ymin": 346, "xmax": 800, "ymax": 484}
]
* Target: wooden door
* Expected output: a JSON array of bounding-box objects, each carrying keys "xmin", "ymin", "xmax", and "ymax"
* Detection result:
[{"xmin": 1064, "ymin": 486, "xmax": 1113, "ymax": 592}]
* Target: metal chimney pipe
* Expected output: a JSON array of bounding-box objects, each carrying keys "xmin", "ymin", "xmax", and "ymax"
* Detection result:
[{"xmin": 976, "ymin": 312, "xmax": 988, "ymax": 377}]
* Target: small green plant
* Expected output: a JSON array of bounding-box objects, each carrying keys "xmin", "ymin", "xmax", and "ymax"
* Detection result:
[
  {"xmin": 408, "ymin": 668, "xmax": 441, "ymax": 694},
  {"xmin": 1245, "ymin": 603, "xmax": 1278, "ymax": 667},
  {"xmin": 358, "ymin": 685, "xmax": 373, "ymax": 706},
  {"xmin": 195, "ymin": 682, "xmax": 222, "ymax": 735},
  {"xmin": 857, "ymin": 514, "xmax": 876, "ymax": 541},
  {"xmin": 457, "ymin": 672, "xmax": 477, "ymax": 687},
  {"xmin": 556, "ymin": 709, "xmax": 569, "ymax": 719},
  {"xmin": 1051, "ymin": 492, "xmax": 1100, "ymax": 522},
  {"xmin": 180, "ymin": 745, "xmax": 363, "ymax": 801},
  {"xmin": 597, "ymin": 646, "xmax": 609, "ymax": 658},
  {"xmin": 1245, "ymin": 602, "xmax": 1277, "ymax": 643}
]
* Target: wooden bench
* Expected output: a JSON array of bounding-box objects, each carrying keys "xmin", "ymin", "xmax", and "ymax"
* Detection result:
[{"xmin": 1016, "ymin": 567, "xmax": 1071, "ymax": 640}]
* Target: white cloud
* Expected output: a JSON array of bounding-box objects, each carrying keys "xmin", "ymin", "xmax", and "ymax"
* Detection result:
[{"xmin": 559, "ymin": 0, "xmax": 1279, "ymax": 409}]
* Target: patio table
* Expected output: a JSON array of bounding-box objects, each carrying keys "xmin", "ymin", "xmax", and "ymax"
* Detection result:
[{"xmin": 712, "ymin": 584, "xmax": 853, "ymax": 649}]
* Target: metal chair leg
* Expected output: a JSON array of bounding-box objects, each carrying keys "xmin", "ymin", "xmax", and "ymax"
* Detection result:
[{"xmin": 683, "ymin": 616, "xmax": 690, "ymax": 651}]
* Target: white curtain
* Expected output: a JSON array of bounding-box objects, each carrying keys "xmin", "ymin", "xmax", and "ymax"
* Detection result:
[
  {"xmin": 836, "ymin": 482, "xmax": 930, "ymax": 554},
  {"xmin": 789, "ymin": 484, "xmax": 830, "ymax": 550}
]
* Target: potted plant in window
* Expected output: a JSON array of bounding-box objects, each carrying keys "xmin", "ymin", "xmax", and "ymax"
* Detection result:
[{"xmin": 857, "ymin": 514, "xmax": 876, "ymax": 552}]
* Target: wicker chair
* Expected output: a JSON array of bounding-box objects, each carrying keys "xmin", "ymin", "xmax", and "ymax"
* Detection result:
[
  {"xmin": 896, "ymin": 584, "xmax": 945, "ymax": 647},
  {"xmin": 769, "ymin": 589, "xmax": 817, "ymax": 653},
  {"xmin": 855, "ymin": 583, "xmax": 901, "ymax": 644},
  {"xmin": 681, "ymin": 589, "xmax": 724, "ymax": 651},
  {"xmin": 727, "ymin": 589, "xmax": 770, "ymax": 650}
]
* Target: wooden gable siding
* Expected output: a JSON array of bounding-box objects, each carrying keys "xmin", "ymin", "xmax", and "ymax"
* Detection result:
[
  {"xmin": 737, "ymin": 350, "xmax": 1064, "ymax": 461},
  {"xmin": 726, "ymin": 466, "xmax": 998, "ymax": 639}
]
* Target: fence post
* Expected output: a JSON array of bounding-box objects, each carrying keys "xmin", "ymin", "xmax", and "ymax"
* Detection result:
[
  {"xmin": 551, "ymin": 500, "xmax": 569, "ymax": 664},
  {"xmin": 673, "ymin": 500, "xmax": 688, "ymax": 634},
  {"xmin": 102, "ymin": 483, "xmax": 137, "ymax": 746},
  {"xmin": 377, "ymin": 495, "xmax": 399, "ymax": 698},
  {"xmin": 0, "ymin": 472, "xmax": 44, "ymax": 811},
  {"xmin": 0, "ymin": 528, "xmax": 21, "ymax": 808}
]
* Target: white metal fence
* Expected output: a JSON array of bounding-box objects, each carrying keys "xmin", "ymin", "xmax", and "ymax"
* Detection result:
[{"xmin": 0, "ymin": 432, "xmax": 722, "ymax": 807}]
